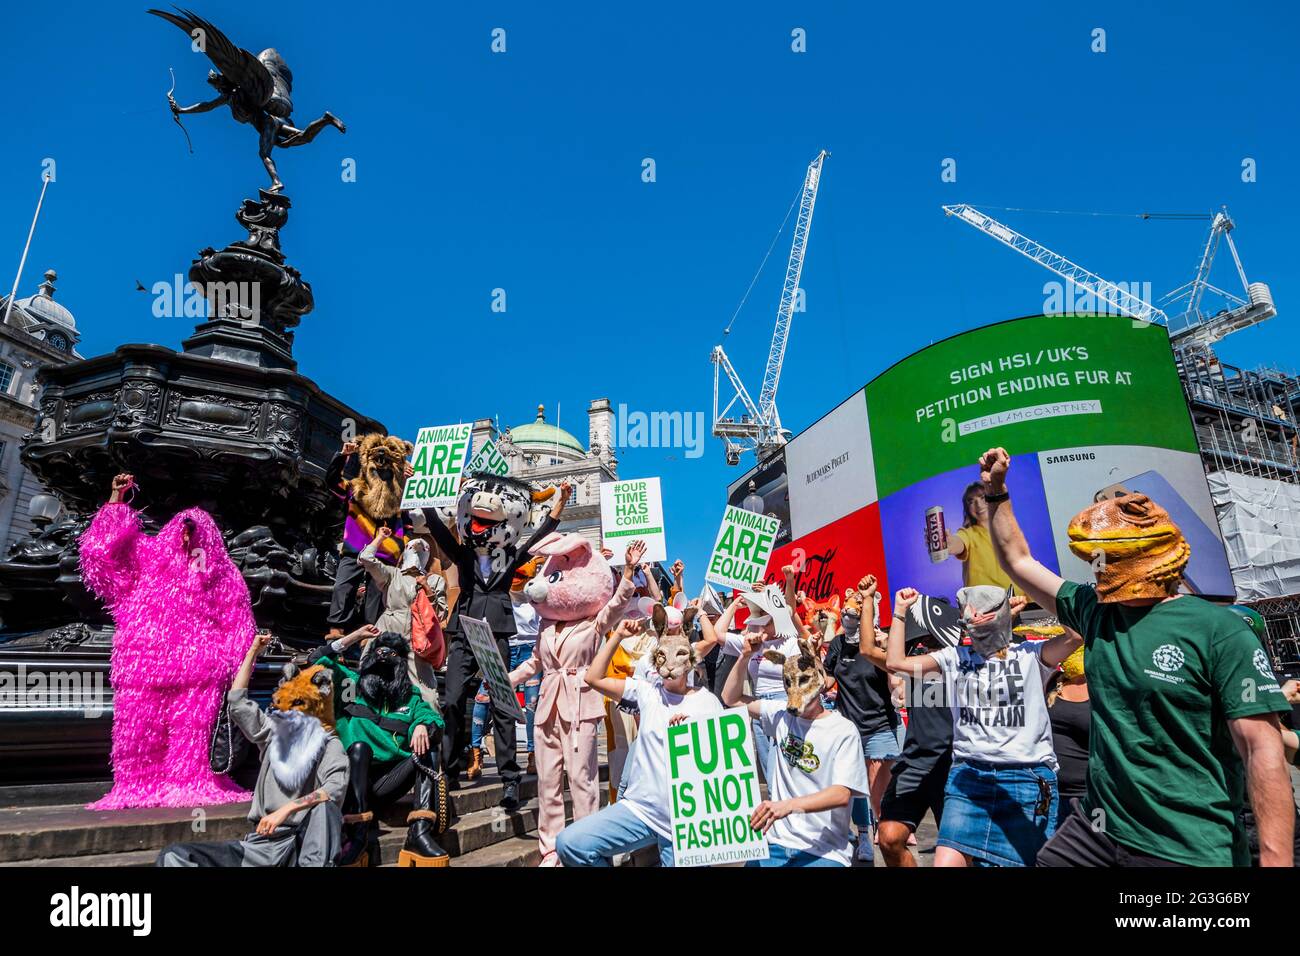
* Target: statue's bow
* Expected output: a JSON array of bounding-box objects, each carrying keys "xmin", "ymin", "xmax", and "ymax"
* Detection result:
[{"xmin": 166, "ymin": 67, "xmax": 194, "ymax": 155}]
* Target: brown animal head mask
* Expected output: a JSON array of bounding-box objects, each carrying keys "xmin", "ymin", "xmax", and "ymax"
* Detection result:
[
  {"xmin": 650, "ymin": 627, "xmax": 696, "ymax": 681},
  {"xmin": 1067, "ymin": 494, "xmax": 1189, "ymax": 602},
  {"xmin": 348, "ymin": 433, "xmax": 415, "ymax": 520},
  {"xmin": 763, "ymin": 638, "xmax": 826, "ymax": 716}
]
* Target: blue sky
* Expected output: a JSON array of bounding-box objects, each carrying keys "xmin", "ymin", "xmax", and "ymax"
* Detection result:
[{"xmin": 3, "ymin": 1, "xmax": 1297, "ymax": 591}]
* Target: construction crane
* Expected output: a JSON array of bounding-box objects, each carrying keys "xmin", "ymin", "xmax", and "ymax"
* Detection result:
[
  {"xmin": 712, "ymin": 150, "xmax": 828, "ymax": 465},
  {"xmin": 941, "ymin": 203, "xmax": 1275, "ymax": 348},
  {"xmin": 1161, "ymin": 208, "xmax": 1276, "ymax": 349}
]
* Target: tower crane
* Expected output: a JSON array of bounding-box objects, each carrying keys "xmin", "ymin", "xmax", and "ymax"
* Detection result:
[
  {"xmin": 712, "ymin": 150, "xmax": 828, "ymax": 465},
  {"xmin": 940, "ymin": 203, "xmax": 1275, "ymax": 350}
]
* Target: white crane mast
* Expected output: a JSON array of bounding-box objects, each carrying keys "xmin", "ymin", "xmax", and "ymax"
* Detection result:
[
  {"xmin": 941, "ymin": 203, "xmax": 1169, "ymax": 325},
  {"xmin": 712, "ymin": 150, "xmax": 828, "ymax": 464}
]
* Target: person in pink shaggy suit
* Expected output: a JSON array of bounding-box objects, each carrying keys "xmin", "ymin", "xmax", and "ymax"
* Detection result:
[{"xmin": 80, "ymin": 472, "xmax": 254, "ymax": 810}]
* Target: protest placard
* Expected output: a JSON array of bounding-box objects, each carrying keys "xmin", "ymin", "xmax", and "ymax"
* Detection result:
[
  {"xmin": 666, "ymin": 708, "xmax": 769, "ymax": 867},
  {"xmin": 704, "ymin": 505, "xmax": 781, "ymax": 591},
  {"xmin": 460, "ymin": 616, "xmax": 525, "ymax": 723},
  {"xmin": 466, "ymin": 436, "xmax": 510, "ymax": 477},
  {"xmin": 400, "ymin": 423, "xmax": 473, "ymax": 510},
  {"xmin": 599, "ymin": 477, "xmax": 666, "ymax": 564}
]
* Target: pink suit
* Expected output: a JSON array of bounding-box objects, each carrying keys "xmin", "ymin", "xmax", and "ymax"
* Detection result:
[{"xmin": 510, "ymin": 575, "xmax": 635, "ymax": 865}]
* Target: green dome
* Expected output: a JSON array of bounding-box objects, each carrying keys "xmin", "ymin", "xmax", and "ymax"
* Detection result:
[{"xmin": 508, "ymin": 405, "xmax": 585, "ymax": 455}]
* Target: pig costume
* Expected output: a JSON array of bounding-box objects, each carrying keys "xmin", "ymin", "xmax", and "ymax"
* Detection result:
[
  {"xmin": 509, "ymin": 532, "xmax": 635, "ymax": 865},
  {"xmin": 79, "ymin": 501, "xmax": 254, "ymax": 810}
]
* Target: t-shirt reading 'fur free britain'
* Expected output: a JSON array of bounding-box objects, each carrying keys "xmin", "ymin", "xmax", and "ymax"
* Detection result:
[
  {"xmin": 1055, "ymin": 582, "xmax": 1291, "ymax": 867},
  {"xmin": 931, "ymin": 640, "xmax": 1057, "ymax": 769}
]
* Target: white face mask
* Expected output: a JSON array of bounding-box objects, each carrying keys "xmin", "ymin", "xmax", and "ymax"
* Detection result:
[{"xmin": 400, "ymin": 541, "xmax": 429, "ymax": 574}]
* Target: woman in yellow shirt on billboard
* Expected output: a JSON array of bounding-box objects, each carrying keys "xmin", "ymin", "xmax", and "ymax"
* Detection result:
[{"xmin": 945, "ymin": 481, "xmax": 1016, "ymax": 592}]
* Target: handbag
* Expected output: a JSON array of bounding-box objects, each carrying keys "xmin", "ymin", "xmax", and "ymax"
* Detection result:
[
  {"xmin": 208, "ymin": 691, "xmax": 252, "ymax": 775},
  {"xmin": 410, "ymin": 587, "xmax": 446, "ymax": 668}
]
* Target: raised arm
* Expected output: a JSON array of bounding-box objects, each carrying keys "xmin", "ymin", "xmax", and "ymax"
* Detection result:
[
  {"xmin": 358, "ymin": 527, "xmax": 398, "ymax": 588},
  {"xmin": 885, "ymin": 588, "xmax": 944, "ymax": 677},
  {"xmin": 584, "ymin": 620, "xmax": 635, "ymax": 702},
  {"xmin": 595, "ymin": 541, "xmax": 644, "ymax": 635},
  {"xmin": 721, "ymin": 632, "xmax": 764, "ymax": 718},
  {"xmin": 980, "ymin": 448, "xmax": 1066, "ymax": 614},
  {"xmin": 79, "ymin": 473, "xmax": 146, "ymax": 608}
]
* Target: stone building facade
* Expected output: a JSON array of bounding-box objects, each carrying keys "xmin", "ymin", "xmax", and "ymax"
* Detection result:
[{"xmin": 0, "ymin": 269, "xmax": 81, "ymax": 549}]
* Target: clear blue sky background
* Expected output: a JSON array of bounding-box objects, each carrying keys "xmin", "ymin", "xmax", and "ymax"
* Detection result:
[{"xmin": 3, "ymin": 1, "xmax": 1297, "ymax": 592}]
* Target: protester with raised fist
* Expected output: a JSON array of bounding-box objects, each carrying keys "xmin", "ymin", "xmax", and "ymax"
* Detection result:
[{"xmin": 978, "ymin": 446, "xmax": 1295, "ymax": 867}]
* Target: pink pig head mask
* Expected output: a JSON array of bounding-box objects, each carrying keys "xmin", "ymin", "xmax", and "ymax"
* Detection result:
[{"xmin": 522, "ymin": 532, "xmax": 614, "ymax": 622}]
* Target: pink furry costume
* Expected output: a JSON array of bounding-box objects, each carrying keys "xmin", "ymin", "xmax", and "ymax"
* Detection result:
[
  {"xmin": 509, "ymin": 532, "xmax": 635, "ymax": 865},
  {"xmin": 80, "ymin": 502, "xmax": 254, "ymax": 809}
]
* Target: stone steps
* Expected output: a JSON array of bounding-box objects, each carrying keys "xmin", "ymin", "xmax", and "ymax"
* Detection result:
[{"xmin": 0, "ymin": 766, "xmax": 645, "ymax": 868}]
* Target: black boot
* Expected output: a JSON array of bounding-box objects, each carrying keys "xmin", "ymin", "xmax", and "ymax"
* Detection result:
[
  {"xmin": 500, "ymin": 779, "xmax": 520, "ymax": 812},
  {"xmin": 339, "ymin": 741, "xmax": 375, "ymax": 867},
  {"xmin": 398, "ymin": 753, "xmax": 450, "ymax": 867}
]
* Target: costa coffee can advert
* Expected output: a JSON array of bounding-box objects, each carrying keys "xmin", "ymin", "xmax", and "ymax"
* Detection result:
[{"xmin": 925, "ymin": 506, "xmax": 948, "ymax": 563}]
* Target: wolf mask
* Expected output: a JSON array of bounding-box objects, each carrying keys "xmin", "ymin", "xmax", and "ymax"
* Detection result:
[{"xmin": 763, "ymin": 638, "xmax": 826, "ymax": 715}]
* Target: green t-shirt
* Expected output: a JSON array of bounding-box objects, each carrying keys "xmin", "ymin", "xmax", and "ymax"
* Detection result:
[
  {"xmin": 315, "ymin": 655, "xmax": 443, "ymax": 764},
  {"xmin": 1055, "ymin": 582, "xmax": 1290, "ymax": 866}
]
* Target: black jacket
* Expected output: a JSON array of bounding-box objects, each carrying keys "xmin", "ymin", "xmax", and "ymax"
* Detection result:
[{"xmin": 423, "ymin": 509, "xmax": 559, "ymax": 637}]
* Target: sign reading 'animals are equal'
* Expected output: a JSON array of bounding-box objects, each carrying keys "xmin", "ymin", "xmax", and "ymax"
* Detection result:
[
  {"xmin": 400, "ymin": 423, "xmax": 473, "ymax": 510},
  {"xmin": 599, "ymin": 477, "xmax": 667, "ymax": 565},
  {"xmin": 667, "ymin": 708, "xmax": 769, "ymax": 867},
  {"xmin": 705, "ymin": 505, "xmax": 782, "ymax": 591}
]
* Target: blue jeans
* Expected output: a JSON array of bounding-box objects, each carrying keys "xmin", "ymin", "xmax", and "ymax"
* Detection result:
[
  {"xmin": 555, "ymin": 800, "xmax": 674, "ymax": 867},
  {"xmin": 746, "ymin": 843, "xmax": 846, "ymax": 868},
  {"xmin": 472, "ymin": 643, "xmax": 539, "ymax": 752}
]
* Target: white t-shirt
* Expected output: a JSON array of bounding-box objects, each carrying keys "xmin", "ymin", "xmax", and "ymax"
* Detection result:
[
  {"xmin": 620, "ymin": 676, "xmax": 724, "ymax": 839},
  {"xmin": 757, "ymin": 700, "xmax": 870, "ymax": 866},
  {"xmin": 510, "ymin": 600, "xmax": 539, "ymax": 647},
  {"xmin": 722, "ymin": 633, "xmax": 800, "ymax": 698},
  {"xmin": 931, "ymin": 641, "xmax": 1057, "ymax": 769}
]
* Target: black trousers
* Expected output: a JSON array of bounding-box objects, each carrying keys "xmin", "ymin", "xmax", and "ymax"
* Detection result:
[
  {"xmin": 327, "ymin": 551, "xmax": 384, "ymax": 629},
  {"xmin": 1036, "ymin": 799, "xmax": 1184, "ymax": 867},
  {"xmin": 441, "ymin": 633, "xmax": 519, "ymax": 782}
]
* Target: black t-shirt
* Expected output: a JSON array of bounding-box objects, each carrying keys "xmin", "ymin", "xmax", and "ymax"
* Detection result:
[
  {"xmin": 1049, "ymin": 695, "xmax": 1091, "ymax": 803},
  {"xmin": 825, "ymin": 635, "xmax": 899, "ymax": 738},
  {"xmin": 895, "ymin": 671, "xmax": 954, "ymax": 777}
]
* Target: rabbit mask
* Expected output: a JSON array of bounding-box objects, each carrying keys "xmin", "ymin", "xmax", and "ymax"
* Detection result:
[{"xmin": 763, "ymin": 638, "xmax": 826, "ymax": 716}]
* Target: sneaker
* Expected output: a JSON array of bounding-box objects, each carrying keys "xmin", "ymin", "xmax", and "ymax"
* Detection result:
[{"xmin": 856, "ymin": 837, "xmax": 875, "ymax": 864}]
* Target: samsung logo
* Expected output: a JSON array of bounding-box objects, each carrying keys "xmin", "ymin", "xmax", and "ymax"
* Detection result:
[
  {"xmin": 1044, "ymin": 452, "xmax": 1096, "ymax": 464},
  {"xmin": 806, "ymin": 451, "xmax": 850, "ymax": 484}
]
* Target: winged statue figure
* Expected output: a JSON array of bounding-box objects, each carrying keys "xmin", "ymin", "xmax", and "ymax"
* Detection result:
[{"xmin": 149, "ymin": 7, "xmax": 346, "ymax": 193}]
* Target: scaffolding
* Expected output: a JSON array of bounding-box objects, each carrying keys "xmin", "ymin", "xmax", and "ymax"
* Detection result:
[{"xmin": 1177, "ymin": 345, "xmax": 1300, "ymax": 673}]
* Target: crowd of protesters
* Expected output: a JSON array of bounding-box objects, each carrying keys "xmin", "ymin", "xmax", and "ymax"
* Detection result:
[{"xmin": 83, "ymin": 437, "xmax": 1299, "ymax": 868}]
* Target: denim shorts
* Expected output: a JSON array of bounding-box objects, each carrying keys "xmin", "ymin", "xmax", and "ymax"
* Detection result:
[
  {"xmin": 935, "ymin": 760, "xmax": 1058, "ymax": 867},
  {"xmin": 862, "ymin": 726, "xmax": 901, "ymax": 761}
]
